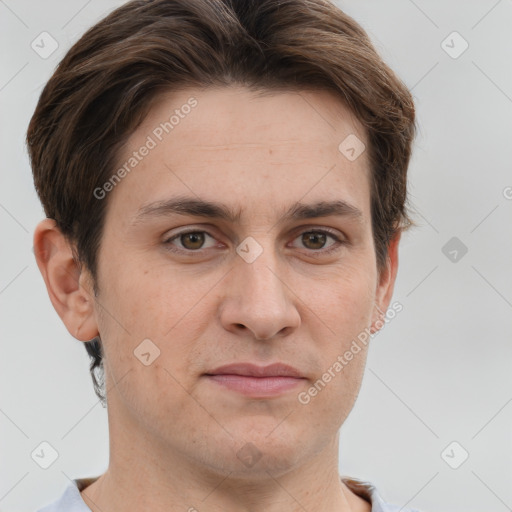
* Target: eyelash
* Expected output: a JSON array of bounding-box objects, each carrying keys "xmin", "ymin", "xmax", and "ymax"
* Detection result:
[{"xmin": 163, "ymin": 228, "xmax": 346, "ymax": 257}]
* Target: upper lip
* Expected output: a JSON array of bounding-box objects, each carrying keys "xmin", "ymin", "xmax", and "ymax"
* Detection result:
[{"xmin": 205, "ymin": 362, "xmax": 304, "ymax": 378}]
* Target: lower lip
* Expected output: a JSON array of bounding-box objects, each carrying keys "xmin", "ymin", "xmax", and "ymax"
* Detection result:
[{"xmin": 205, "ymin": 374, "xmax": 304, "ymax": 397}]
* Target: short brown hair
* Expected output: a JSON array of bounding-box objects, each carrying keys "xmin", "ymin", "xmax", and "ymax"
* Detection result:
[{"xmin": 27, "ymin": 0, "xmax": 416, "ymax": 404}]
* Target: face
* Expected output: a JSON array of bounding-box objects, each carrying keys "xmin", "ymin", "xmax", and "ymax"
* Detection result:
[{"xmin": 88, "ymin": 86, "xmax": 395, "ymax": 477}]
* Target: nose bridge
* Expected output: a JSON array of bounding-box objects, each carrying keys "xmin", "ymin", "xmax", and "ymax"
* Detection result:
[
  {"xmin": 221, "ymin": 235, "xmax": 300, "ymax": 340},
  {"xmin": 236, "ymin": 236, "xmax": 287, "ymax": 307}
]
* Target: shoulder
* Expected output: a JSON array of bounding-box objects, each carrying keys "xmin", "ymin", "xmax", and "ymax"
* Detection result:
[
  {"xmin": 342, "ymin": 477, "xmax": 423, "ymax": 512},
  {"xmin": 35, "ymin": 478, "xmax": 96, "ymax": 512},
  {"xmin": 37, "ymin": 475, "xmax": 423, "ymax": 512}
]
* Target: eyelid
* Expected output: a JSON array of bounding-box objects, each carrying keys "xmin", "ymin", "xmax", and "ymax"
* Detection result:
[
  {"xmin": 288, "ymin": 227, "xmax": 346, "ymax": 255},
  {"xmin": 163, "ymin": 228, "xmax": 220, "ymax": 251},
  {"xmin": 163, "ymin": 225, "xmax": 347, "ymax": 255}
]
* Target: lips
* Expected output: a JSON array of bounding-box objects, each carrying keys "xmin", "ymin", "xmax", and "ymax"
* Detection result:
[
  {"xmin": 204, "ymin": 363, "xmax": 305, "ymax": 397},
  {"xmin": 205, "ymin": 362, "xmax": 303, "ymax": 378}
]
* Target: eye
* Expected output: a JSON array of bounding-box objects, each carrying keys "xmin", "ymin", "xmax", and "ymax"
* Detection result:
[
  {"xmin": 290, "ymin": 229, "xmax": 344, "ymax": 254},
  {"xmin": 163, "ymin": 228, "xmax": 346, "ymax": 256},
  {"xmin": 164, "ymin": 230, "xmax": 218, "ymax": 252}
]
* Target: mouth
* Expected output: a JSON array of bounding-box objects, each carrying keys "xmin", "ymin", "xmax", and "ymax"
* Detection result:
[{"xmin": 204, "ymin": 362, "xmax": 306, "ymax": 397}]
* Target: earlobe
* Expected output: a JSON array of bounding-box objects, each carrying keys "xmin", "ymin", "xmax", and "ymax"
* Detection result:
[
  {"xmin": 370, "ymin": 231, "xmax": 401, "ymax": 334},
  {"xmin": 33, "ymin": 219, "xmax": 99, "ymax": 342}
]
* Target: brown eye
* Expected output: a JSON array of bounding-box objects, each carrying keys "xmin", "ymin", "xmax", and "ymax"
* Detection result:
[
  {"xmin": 164, "ymin": 230, "xmax": 218, "ymax": 253},
  {"xmin": 289, "ymin": 229, "xmax": 346, "ymax": 257},
  {"xmin": 180, "ymin": 232, "xmax": 205, "ymax": 250},
  {"xmin": 301, "ymin": 231, "xmax": 328, "ymax": 250}
]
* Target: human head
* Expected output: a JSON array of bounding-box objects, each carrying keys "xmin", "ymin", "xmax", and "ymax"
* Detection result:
[{"xmin": 28, "ymin": 0, "xmax": 415, "ymax": 410}]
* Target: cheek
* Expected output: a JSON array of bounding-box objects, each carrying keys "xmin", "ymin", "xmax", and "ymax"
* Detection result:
[
  {"xmin": 301, "ymin": 327, "xmax": 370, "ymax": 432},
  {"xmin": 95, "ymin": 258, "xmax": 212, "ymax": 385},
  {"xmin": 301, "ymin": 264, "xmax": 375, "ymax": 414},
  {"xmin": 318, "ymin": 262, "xmax": 376, "ymax": 336},
  {"xmin": 98, "ymin": 256, "xmax": 191, "ymax": 336}
]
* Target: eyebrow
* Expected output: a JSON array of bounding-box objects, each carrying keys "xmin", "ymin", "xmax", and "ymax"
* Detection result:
[{"xmin": 132, "ymin": 196, "xmax": 363, "ymax": 226}]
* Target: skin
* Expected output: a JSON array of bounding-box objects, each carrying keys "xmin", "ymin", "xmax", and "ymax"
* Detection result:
[{"xmin": 34, "ymin": 86, "xmax": 400, "ymax": 512}]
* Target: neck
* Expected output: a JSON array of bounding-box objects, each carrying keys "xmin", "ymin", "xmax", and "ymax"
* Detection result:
[
  {"xmin": 80, "ymin": 383, "xmax": 370, "ymax": 512},
  {"xmin": 81, "ymin": 427, "xmax": 369, "ymax": 512}
]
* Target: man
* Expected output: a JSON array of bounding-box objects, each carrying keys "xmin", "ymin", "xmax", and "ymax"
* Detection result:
[{"xmin": 29, "ymin": 0, "xmax": 418, "ymax": 510}]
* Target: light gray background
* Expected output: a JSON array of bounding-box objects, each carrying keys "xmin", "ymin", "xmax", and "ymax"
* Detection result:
[{"xmin": 1, "ymin": 1, "xmax": 511, "ymax": 511}]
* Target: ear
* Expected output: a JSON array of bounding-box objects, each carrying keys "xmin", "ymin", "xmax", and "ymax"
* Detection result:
[
  {"xmin": 370, "ymin": 231, "xmax": 401, "ymax": 334},
  {"xmin": 33, "ymin": 218, "xmax": 99, "ymax": 341}
]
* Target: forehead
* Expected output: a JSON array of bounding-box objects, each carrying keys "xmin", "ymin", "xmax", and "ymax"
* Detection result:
[
  {"xmin": 107, "ymin": 86, "xmax": 371, "ymax": 224},
  {"xmin": 140, "ymin": 85, "xmax": 367, "ymax": 150}
]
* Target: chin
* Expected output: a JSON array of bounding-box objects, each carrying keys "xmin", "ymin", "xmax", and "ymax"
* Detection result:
[{"xmin": 226, "ymin": 425, "xmax": 314, "ymax": 477}]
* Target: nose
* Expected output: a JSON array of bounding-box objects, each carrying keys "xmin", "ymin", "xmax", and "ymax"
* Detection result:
[{"xmin": 219, "ymin": 245, "xmax": 301, "ymax": 341}]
